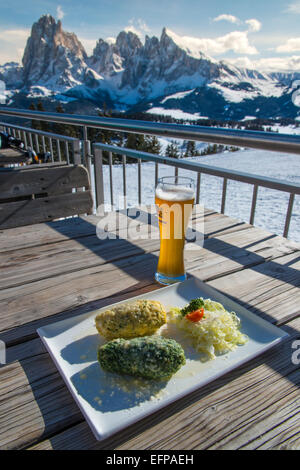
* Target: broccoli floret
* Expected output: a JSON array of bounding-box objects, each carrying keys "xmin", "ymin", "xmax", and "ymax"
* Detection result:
[{"xmin": 181, "ymin": 298, "xmax": 205, "ymax": 317}]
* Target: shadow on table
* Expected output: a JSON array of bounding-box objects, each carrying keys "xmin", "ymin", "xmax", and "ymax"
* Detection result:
[
  {"xmin": 71, "ymin": 362, "xmax": 169, "ymax": 413},
  {"xmin": 61, "ymin": 334, "xmax": 103, "ymax": 364},
  {"xmin": 45, "ymin": 210, "xmax": 160, "ymax": 286}
]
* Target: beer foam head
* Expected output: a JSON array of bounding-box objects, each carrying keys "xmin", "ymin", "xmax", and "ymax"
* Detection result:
[{"xmin": 155, "ymin": 185, "xmax": 195, "ymax": 202}]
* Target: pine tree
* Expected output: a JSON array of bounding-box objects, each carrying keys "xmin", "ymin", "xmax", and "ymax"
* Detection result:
[
  {"xmin": 184, "ymin": 140, "xmax": 198, "ymax": 157},
  {"xmin": 165, "ymin": 141, "xmax": 180, "ymax": 159},
  {"xmin": 144, "ymin": 135, "xmax": 161, "ymax": 154}
]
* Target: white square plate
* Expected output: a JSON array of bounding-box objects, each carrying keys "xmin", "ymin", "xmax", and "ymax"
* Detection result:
[{"xmin": 37, "ymin": 278, "xmax": 288, "ymax": 441}]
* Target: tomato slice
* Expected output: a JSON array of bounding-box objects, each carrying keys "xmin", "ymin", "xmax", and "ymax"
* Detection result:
[{"xmin": 186, "ymin": 308, "xmax": 204, "ymax": 322}]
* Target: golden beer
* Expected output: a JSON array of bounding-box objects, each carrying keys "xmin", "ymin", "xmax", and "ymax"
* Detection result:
[{"xmin": 155, "ymin": 176, "xmax": 195, "ymax": 285}]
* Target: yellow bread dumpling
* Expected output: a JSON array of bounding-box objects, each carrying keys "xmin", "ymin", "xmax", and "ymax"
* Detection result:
[{"xmin": 95, "ymin": 300, "xmax": 166, "ymax": 340}]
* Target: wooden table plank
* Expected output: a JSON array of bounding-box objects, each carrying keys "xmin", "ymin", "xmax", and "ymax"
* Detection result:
[
  {"xmin": 0, "ymin": 353, "xmax": 82, "ymax": 450},
  {"xmin": 0, "ymin": 221, "xmax": 297, "ymax": 291},
  {"xmin": 207, "ymin": 251, "xmax": 300, "ymax": 325},
  {"xmin": 25, "ymin": 317, "xmax": 300, "ymax": 450},
  {"xmin": 0, "ymin": 215, "xmax": 101, "ymax": 253},
  {"xmin": 235, "ymin": 397, "xmax": 300, "ymax": 450}
]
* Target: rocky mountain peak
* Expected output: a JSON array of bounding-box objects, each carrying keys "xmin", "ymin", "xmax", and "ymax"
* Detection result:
[
  {"xmin": 116, "ymin": 30, "xmax": 143, "ymax": 57},
  {"xmin": 90, "ymin": 30, "xmax": 143, "ymax": 78},
  {"xmin": 22, "ymin": 14, "xmax": 88, "ymax": 87}
]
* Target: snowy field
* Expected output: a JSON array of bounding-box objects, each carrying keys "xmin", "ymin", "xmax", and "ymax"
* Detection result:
[{"xmin": 91, "ymin": 146, "xmax": 300, "ymax": 243}]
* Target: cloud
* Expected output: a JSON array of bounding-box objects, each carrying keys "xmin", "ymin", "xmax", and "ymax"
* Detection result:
[
  {"xmin": 0, "ymin": 29, "xmax": 30, "ymax": 42},
  {"xmin": 106, "ymin": 37, "xmax": 116, "ymax": 45},
  {"xmin": 0, "ymin": 28, "xmax": 30, "ymax": 64},
  {"xmin": 56, "ymin": 5, "xmax": 65, "ymax": 20},
  {"xmin": 286, "ymin": 1, "xmax": 300, "ymax": 13},
  {"xmin": 276, "ymin": 37, "xmax": 300, "ymax": 52},
  {"xmin": 166, "ymin": 28, "xmax": 258, "ymax": 57},
  {"xmin": 226, "ymin": 55, "xmax": 300, "ymax": 72},
  {"xmin": 212, "ymin": 14, "xmax": 262, "ymax": 32},
  {"xmin": 245, "ymin": 19, "xmax": 262, "ymax": 32},
  {"xmin": 124, "ymin": 18, "xmax": 151, "ymax": 38},
  {"xmin": 213, "ymin": 14, "xmax": 240, "ymax": 24},
  {"xmin": 124, "ymin": 24, "xmax": 141, "ymax": 37}
]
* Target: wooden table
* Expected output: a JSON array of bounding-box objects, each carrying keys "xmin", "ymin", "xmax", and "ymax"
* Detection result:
[
  {"xmin": 0, "ymin": 147, "xmax": 31, "ymax": 166},
  {"xmin": 0, "ymin": 206, "xmax": 299, "ymax": 450}
]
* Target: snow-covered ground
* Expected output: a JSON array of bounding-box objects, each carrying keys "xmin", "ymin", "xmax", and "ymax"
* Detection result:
[
  {"xmin": 146, "ymin": 107, "xmax": 209, "ymax": 121},
  {"xmin": 91, "ymin": 146, "xmax": 300, "ymax": 243}
]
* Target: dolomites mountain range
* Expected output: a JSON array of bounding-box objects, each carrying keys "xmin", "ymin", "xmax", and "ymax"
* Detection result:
[{"xmin": 0, "ymin": 14, "xmax": 299, "ymax": 119}]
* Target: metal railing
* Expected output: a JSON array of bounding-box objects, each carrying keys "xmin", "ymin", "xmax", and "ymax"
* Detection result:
[
  {"xmin": 0, "ymin": 107, "xmax": 299, "ymax": 238},
  {"xmin": 92, "ymin": 143, "xmax": 300, "ymax": 238},
  {"xmin": 1, "ymin": 107, "xmax": 300, "ymax": 155},
  {"xmin": 0, "ymin": 121, "xmax": 81, "ymax": 164}
]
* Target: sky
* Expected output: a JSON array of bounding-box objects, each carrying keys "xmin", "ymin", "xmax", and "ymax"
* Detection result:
[{"xmin": 1, "ymin": 0, "xmax": 300, "ymax": 72}]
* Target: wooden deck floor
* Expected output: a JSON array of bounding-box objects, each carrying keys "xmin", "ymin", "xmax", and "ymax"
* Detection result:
[{"xmin": 0, "ymin": 206, "xmax": 299, "ymax": 450}]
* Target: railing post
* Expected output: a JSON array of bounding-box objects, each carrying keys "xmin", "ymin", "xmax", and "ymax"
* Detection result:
[
  {"xmin": 83, "ymin": 139, "xmax": 92, "ymax": 174},
  {"xmin": 56, "ymin": 139, "xmax": 61, "ymax": 161},
  {"xmin": 93, "ymin": 146, "xmax": 105, "ymax": 213},
  {"xmin": 82, "ymin": 126, "xmax": 93, "ymax": 184},
  {"xmin": 283, "ymin": 193, "xmax": 295, "ymax": 238},
  {"xmin": 138, "ymin": 158, "xmax": 142, "ymax": 205},
  {"xmin": 35, "ymin": 134, "xmax": 40, "ymax": 154},
  {"xmin": 122, "ymin": 154, "xmax": 127, "ymax": 209},
  {"xmin": 72, "ymin": 139, "xmax": 81, "ymax": 165},
  {"xmin": 221, "ymin": 178, "xmax": 228, "ymax": 214},
  {"xmin": 65, "ymin": 141, "xmax": 70, "ymax": 164},
  {"xmin": 109, "ymin": 151, "xmax": 114, "ymax": 208},
  {"xmin": 22, "ymin": 130, "xmax": 28, "ymax": 149},
  {"xmin": 82, "ymin": 126, "xmax": 89, "ymax": 166},
  {"xmin": 250, "ymin": 185, "xmax": 258, "ymax": 225},
  {"xmin": 174, "ymin": 166, "xmax": 179, "ymax": 181},
  {"xmin": 49, "ymin": 138, "xmax": 54, "ymax": 162},
  {"xmin": 196, "ymin": 173, "xmax": 201, "ymax": 205},
  {"xmin": 29, "ymin": 132, "xmax": 34, "ymax": 150},
  {"xmin": 42, "ymin": 135, "xmax": 46, "ymax": 153}
]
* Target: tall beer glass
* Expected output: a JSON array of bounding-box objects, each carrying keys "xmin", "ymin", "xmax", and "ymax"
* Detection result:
[{"xmin": 155, "ymin": 176, "xmax": 195, "ymax": 285}]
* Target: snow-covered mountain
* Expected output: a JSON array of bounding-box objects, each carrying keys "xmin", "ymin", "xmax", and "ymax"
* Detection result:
[{"xmin": 1, "ymin": 14, "xmax": 299, "ymax": 120}]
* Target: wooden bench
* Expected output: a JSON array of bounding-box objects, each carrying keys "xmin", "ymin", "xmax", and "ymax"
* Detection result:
[{"xmin": 0, "ymin": 165, "xmax": 93, "ymax": 229}]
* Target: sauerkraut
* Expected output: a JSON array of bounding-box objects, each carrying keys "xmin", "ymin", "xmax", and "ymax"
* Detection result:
[{"xmin": 168, "ymin": 298, "xmax": 248, "ymax": 360}]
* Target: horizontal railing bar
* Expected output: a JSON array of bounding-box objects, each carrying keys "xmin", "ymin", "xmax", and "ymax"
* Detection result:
[
  {"xmin": 93, "ymin": 143, "xmax": 300, "ymax": 195},
  {"xmin": 0, "ymin": 120, "xmax": 78, "ymax": 142},
  {"xmin": 1, "ymin": 108, "xmax": 300, "ymax": 155}
]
